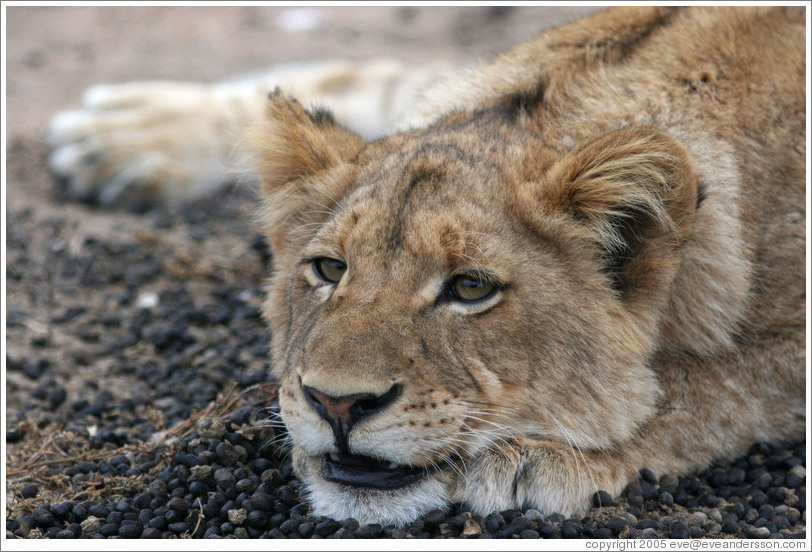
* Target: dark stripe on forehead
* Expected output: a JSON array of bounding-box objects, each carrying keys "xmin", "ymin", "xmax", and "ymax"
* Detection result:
[
  {"xmin": 401, "ymin": 159, "xmax": 448, "ymax": 205},
  {"xmin": 356, "ymin": 131, "xmax": 510, "ymax": 255},
  {"xmin": 414, "ymin": 140, "xmax": 482, "ymax": 168},
  {"xmin": 384, "ymin": 150, "xmax": 459, "ymax": 250}
]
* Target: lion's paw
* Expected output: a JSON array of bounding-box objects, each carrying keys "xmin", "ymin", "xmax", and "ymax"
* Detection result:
[
  {"xmin": 47, "ymin": 81, "xmax": 249, "ymax": 209},
  {"xmin": 453, "ymin": 440, "xmax": 614, "ymax": 517}
]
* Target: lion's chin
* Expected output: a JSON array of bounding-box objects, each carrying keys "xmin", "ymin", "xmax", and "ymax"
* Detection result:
[{"xmin": 296, "ymin": 452, "xmax": 452, "ymax": 527}]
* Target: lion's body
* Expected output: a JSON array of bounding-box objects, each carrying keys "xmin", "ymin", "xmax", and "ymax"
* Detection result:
[{"xmin": 49, "ymin": 7, "xmax": 805, "ymax": 526}]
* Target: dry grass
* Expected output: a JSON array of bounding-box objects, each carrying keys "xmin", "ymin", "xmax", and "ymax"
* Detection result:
[{"xmin": 5, "ymin": 381, "xmax": 279, "ymax": 521}]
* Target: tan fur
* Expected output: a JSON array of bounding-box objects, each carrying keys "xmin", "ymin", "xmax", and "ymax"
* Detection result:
[
  {"xmin": 260, "ymin": 7, "xmax": 804, "ymax": 526},
  {"xmin": 249, "ymin": 7, "xmax": 806, "ymax": 525}
]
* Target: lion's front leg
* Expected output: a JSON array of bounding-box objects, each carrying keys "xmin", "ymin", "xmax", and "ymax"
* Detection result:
[{"xmin": 453, "ymin": 438, "xmax": 634, "ymax": 517}]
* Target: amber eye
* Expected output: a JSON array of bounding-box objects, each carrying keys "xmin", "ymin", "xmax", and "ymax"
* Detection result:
[
  {"xmin": 449, "ymin": 275, "xmax": 497, "ymax": 303},
  {"xmin": 312, "ymin": 257, "xmax": 347, "ymax": 284}
]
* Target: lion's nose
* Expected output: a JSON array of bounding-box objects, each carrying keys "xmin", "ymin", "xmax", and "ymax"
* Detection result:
[{"xmin": 302, "ymin": 383, "xmax": 401, "ymax": 452}]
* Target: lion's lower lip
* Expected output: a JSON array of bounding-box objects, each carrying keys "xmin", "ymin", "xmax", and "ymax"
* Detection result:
[{"xmin": 320, "ymin": 453, "xmax": 427, "ymax": 490}]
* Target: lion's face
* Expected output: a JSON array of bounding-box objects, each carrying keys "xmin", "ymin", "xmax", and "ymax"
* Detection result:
[{"xmin": 253, "ymin": 93, "xmax": 696, "ymax": 525}]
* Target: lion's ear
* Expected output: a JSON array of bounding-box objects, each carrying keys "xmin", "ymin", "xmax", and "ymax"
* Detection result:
[
  {"xmin": 542, "ymin": 128, "xmax": 698, "ymax": 315},
  {"xmin": 249, "ymin": 90, "xmax": 364, "ymax": 251}
]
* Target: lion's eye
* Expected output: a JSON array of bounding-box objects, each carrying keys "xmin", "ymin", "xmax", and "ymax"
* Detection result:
[
  {"xmin": 449, "ymin": 275, "xmax": 496, "ymax": 303},
  {"xmin": 312, "ymin": 257, "xmax": 347, "ymax": 284}
]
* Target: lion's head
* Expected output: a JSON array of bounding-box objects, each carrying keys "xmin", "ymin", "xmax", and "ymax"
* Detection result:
[{"xmin": 250, "ymin": 91, "xmax": 698, "ymax": 526}]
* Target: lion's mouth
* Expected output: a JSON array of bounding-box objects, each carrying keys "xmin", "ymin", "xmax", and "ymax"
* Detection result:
[{"xmin": 320, "ymin": 453, "xmax": 427, "ymax": 490}]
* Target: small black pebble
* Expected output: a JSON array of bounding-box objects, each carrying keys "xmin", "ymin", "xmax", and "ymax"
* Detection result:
[
  {"xmin": 174, "ymin": 451, "xmax": 199, "ymax": 468},
  {"xmin": 594, "ymin": 527, "xmax": 613, "ymax": 539},
  {"xmin": 236, "ymin": 478, "xmax": 258, "ymax": 494},
  {"xmin": 298, "ymin": 521, "xmax": 315, "ymax": 538},
  {"xmin": 637, "ymin": 520, "xmax": 660, "ymax": 530},
  {"xmin": 750, "ymin": 491, "xmax": 768, "ymax": 508},
  {"xmin": 48, "ymin": 386, "xmax": 67, "ymax": 407},
  {"xmin": 99, "ymin": 523, "xmax": 119, "ymax": 537},
  {"xmin": 659, "ymin": 491, "xmax": 675, "ymax": 506},
  {"xmin": 142, "ymin": 527, "xmax": 161, "ymax": 538},
  {"xmin": 721, "ymin": 519, "xmax": 738, "ymax": 534},
  {"xmin": 276, "ymin": 485, "xmax": 299, "ymax": 506},
  {"xmin": 422, "ymin": 509, "xmax": 446, "ymax": 527},
  {"xmin": 22, "ymin": 359, "xmax": 47, "ymax": 380},
  {"xmin": 167, "ymin": 496, "xmax": 187, "ymax": 512},
  {"xmin": 670, "ymin": 521, "xmax": 689, "ymax": 539},
  {"xmin": 561, "ymin": 521, "xmax": 581, "ymax": 538},
  {"xmin": 580, "ymin": 524, "xmax": 596, "ymax": 538},
  {"xmin": 118, "ymin": 523, "xmax": 143, "ymax": 538},
  {"xmin": 483, "ymin": 513, "xmax": 504, "ymax": 533},
  {"xmin": 627, "ymin": 492, "xmax": 644, "ymax": 509},
  {"xmin": 214, "ymin": 467, "xmax": 237, "ymax": 489},
  {"xmin": 640, "ymin": 468, "xmax": 658, "ymax": 485},
  {"xmin": 356, "ymin": 523, "xmax": 382, "ymax": 538},
  {"xmin": 189, "ymin": 481, "xmax": 208, "ymax": 496},
  {"xmin": 168, "ymin": 521, "xmax": 189, "ymax": 534},
  {"xmin": 247, "ymin": 510, "xmax": 268, "ymax": 530},
  {"xmin": 66, "ymin": 522, "xmax": 82, "ymax": 538},
  {"xmin": 19, "ymin": 484, "xmax": 38, "ymax": 499},
  {"xmin": 32, "ymin": 507, "xmax": 56, "ymax": 527},
  {"xmin": 267, "ymin": 527, "xmax": 286, "ymax": 538},
  {"xmin": 593, "ymin": 490, "xmax": 613, "ymax": 507},
  {"xmin": 314, "ymin": 519, "xmax": 341, "ymax": 537},
  {"xmin": 88, "ymin": 504, "xmax": 110, "ymax": 518},
  {"xmin": 149, "ymin": 479, "xmax": 168, "ymax": 498},
  {"xmin": 216, "ymin": 441, "xmax": 238, "ymax": 466},
  {"xmin": 138, "ymin": 509, "xmax": 152, "ymax": 525},
  {"xmin": 538, "ymin": 522, "xmax": 556, "ymax": 538},
  {"xmin": 446, "ymin": 513, "xmax": 470, "ymax": 531},
  {"xmin": 546, "ymin": 513, "xmax": 565, "ymax": 525},
  {"xmin": 249, "ymin": 492, "xmax": 273, "ymax": 512},
  {"xmin": 147, "ymin": 515, "xmax": 166, "ymax": 530},
  {"xmin": 608, "ymin": 517, "xmax": 627, "ymax": 536},
  {"xmin": 220, "ymin": 521, "xmax": 235, "ymax": 535},
  {"xmin": 70, "ymin": 503, "xmax": 87, "ymax": 520},
  {"xmin": 640, "ymin": 481, "xmax": 659, "ymax": 500},
  {"xmin": 279, "ymin": 518, "xmax": 299, "ymax": 534}
]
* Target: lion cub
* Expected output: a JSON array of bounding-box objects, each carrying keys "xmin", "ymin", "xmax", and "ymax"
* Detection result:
[
  {"xmin": 51, "ymin": 7, "xmax": 806, "ymax": 526},
  {"xmin": 255, "ymin": 7, "xmax": 805, "ymax": 525}
]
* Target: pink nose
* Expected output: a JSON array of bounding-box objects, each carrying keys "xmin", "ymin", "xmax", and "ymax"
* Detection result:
[
  {"xmin": 305, "ymin": 388, "xmax": 364, "ymax": 425},
  {"xmin": 301, "ymin": 383, "xmax": 402, "ymax": 452}
]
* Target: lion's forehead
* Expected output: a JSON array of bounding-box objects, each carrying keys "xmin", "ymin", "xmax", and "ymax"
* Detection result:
[
  {"xmin": 325, "ymin": 144, "xmax": 522, "ymax": 267},
  {"xmin": 325, "ymin": 194, "xmax": 515, "ymax": 288}
]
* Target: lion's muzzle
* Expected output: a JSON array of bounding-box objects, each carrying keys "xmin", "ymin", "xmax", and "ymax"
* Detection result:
[{"xmin": 300, "ymin": 381, "xmax": 427, "ymax": 489}]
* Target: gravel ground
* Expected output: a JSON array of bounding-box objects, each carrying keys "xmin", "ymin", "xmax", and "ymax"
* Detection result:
[{"xmin": 4, "ymin": 5, "xmax": 808, "ymax": 542}]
